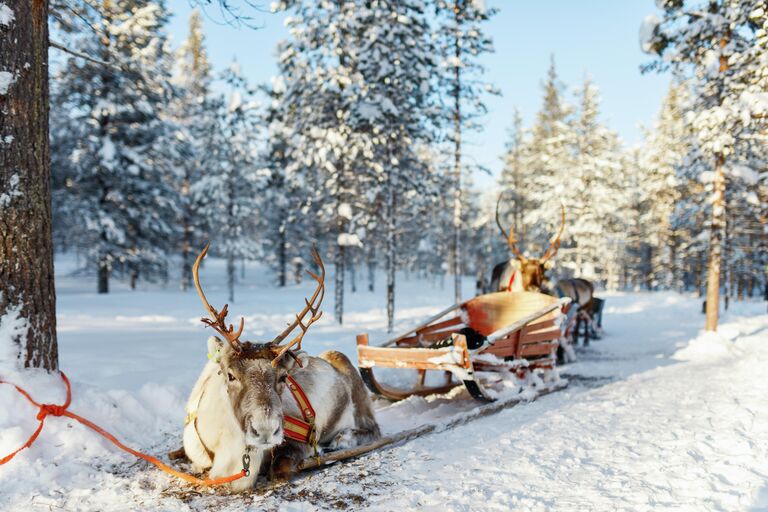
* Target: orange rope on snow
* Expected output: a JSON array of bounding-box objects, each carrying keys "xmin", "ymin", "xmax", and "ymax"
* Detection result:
[{"xmin": 0, "ymin": 372, "xmax": 247, "ymax": 486}]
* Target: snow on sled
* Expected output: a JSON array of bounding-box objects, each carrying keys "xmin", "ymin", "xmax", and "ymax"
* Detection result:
[{"xmin": 356, "ymin": 291, "xmax": 571, "ymax": 401}]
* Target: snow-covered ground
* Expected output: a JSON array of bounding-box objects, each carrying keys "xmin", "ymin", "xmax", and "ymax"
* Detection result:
[{"xmin": 1, "ymin": 256, "xmax": 767, "ymax": 511}]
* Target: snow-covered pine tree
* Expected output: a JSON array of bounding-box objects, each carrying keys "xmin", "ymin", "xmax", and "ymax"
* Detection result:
[
  {"xmin": 497, "ymin": 108, "xmax": 530, "ymax": 252},
  {"xmin": 642, "ymin": 0, "xmax": 768, "ymax": 330},
  {"xmin": 434, "ymin": 0, "xmax": 497, "ymax": 304},
  {"xmin": 520, "ymin": 57, "xmax": 576, "ymax": 259},
  {"xmin": 562, "ymin": 77, "xmax": 628, "ymax": 286},
  {"xmin": 620, "ymin": 148, "xmax": 649, "ymax": 289},
  {"xmin": 273, "ymin": 0, "xmax": 438, "ymax": 329},
  {"xmin": 272, "ymin": 0, "xmax": 371, "ymax": 325},
  {"xmin": 170, "ymin": 8, "xmax": 214, "ymax": 291},
  {"xmin": 638, "ymin": 83, "xmax": 689, "ymax": 290},
  {"xmin": 191, "ymin": 64, "xmax": 262, "ymax": 303},
  {"xmin": 350, "ymin": 0, "xmax": 439, "ymax": 331},
  {"xmin": 259, "ymin": 77, "xmax": 307, "ymax": 288},
  {"xmin": 52, "ymin": 0, "xmax": 179, "ymax": 293}
]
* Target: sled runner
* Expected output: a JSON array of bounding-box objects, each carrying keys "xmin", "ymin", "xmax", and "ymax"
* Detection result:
[{"xmin": 356, "ymin": 291, "xmax": 571, "ymax": 401}]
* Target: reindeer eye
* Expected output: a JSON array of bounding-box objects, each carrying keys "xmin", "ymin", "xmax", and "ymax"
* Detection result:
[
  {"xmin": 227, "ymin": 372, "xmax": 237, "ymax": 382},
  {"xmin": 278, "ymin": 375, "xmax": 287, "ymax": 383}
]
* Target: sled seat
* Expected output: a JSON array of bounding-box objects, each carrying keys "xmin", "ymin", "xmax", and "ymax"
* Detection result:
[{"xmin": 357, "ymin": 292, "xmax": 569, "ymax": 401}]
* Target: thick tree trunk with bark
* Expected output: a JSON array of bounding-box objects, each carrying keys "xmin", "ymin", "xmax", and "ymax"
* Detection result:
[
  {"xmin": 705, "ymin": 154, "xmax": 726, "ymax": 331},
  {"xmin": 0, "ymin": 0, "xmax": 58, "ymax": 370}
]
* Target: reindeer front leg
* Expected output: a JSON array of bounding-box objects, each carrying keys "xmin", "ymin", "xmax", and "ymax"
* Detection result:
[{"xmin": 269, "ymin": 441, "xmax": 309, "ymax": 481}]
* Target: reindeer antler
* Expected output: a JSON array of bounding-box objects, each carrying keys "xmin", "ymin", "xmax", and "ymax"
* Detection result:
[
  {"xmin": 495, "ymin": 193, "xmax": 526, "ymax": 261},
  {"xmin": 541, "ymin": 204, "xmax": 566, "ymax": 262},
  {"xmin": 193, "ymin": 243, "xmax": 245, "ymax": 354},
  {"xmin": 270, "ymin": 246, "xmax": 326, "ymax": 367}
]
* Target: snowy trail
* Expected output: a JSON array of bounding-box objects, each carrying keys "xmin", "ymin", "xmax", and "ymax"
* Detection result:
[{"xmin": 1, "ymin": 258, "xmax": 767, "ymax": 511}]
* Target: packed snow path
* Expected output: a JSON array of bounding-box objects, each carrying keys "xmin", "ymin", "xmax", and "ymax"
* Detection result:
[{"xmin": 1, "ymin": 258, "xmax": 767, "ymax": 511}]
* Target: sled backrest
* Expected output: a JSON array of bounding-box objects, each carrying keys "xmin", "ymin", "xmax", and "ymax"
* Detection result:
[{"xmin": 462, "ymin": 291, "xmax": 561, "ymax": 336}]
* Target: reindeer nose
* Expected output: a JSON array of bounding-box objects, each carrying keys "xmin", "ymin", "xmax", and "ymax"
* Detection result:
[{"xmin": 244, "ymin": 416, "xmax": 283, "ymax": 447}]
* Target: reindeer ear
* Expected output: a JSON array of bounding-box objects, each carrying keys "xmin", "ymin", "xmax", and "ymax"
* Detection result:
[
  {"xmin": 275, "ymin": 350, "xmax": 307, "ymax": 372},
  {"xmin": 206, "ymin": 336, "xmax": 225, "ymax": 363}
]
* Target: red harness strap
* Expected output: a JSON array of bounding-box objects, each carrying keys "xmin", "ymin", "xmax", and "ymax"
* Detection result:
[
  {"xmin": 282, "ymin": 375, "xmax": 317, "ymax": 446},
  {"xmin": 506, "ymin": 270, "xmax": 517, "ymax": 292}
]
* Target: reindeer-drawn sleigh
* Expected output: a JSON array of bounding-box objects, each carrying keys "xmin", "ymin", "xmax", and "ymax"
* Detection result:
[
  {"xmin": 490, "ymin": 196, "xmax": 606, "ymax": 349},
  {"xmin": 356, "ymin": 291, "xmax": 570, "ymax": 402}
]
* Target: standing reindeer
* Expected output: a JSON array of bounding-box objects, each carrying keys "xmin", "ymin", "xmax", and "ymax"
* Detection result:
[
  {"xmin": 490, "ymin": 196, "xmax": 598, "ymax": 347},
  {"xmin": 182, "ymin": 244, "xmax": 380, "ymax": 491}
]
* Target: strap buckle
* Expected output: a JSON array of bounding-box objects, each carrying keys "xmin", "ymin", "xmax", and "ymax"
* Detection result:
[
  {"xmin": 242, "ymin": 450, "xmax": 251, "ymax": 476},
  {"xmin": 308, "ymin": 420, "xmax": 321, "ymax": 465}
]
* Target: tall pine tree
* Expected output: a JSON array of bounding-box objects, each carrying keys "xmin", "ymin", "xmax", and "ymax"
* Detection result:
[{"xmin": 52, "ymin": 0, "xmax": 179, "ymax": 293}]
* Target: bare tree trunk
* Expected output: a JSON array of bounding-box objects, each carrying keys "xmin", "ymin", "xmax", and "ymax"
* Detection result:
[
  {"xmin": 645, "ymin": 245, "xmax": 653, "ymax": 290},
  {"xmin": 670, "ymin": 237, "xmax": 684, "ymax": 293},
  {"xmin": 278, "ymin": 221, "xmax": 287, "ymax": 287},
  {"xmin": 334, "ymin": 243, "xmax": 345, "ymax": 324},
  {"xmin": 696, "ymin": 252, "xmax": 704, "ymax": 298},
  {"xmin": 367, "ymin": 247, "xmax": 375, "ymax": 293},
  {"xmin": 704, "ymin": 31, "xmax": 732, "ymax": 330},
  {"xmin": 130, "ymin": 267, "xmax": 138, "ymax": 290},
  {"xmin": 386, "ymin": 170, "xmax": 397, "ymax": 333},
  {"xmin": 0, "ymin": 0, "xmax": 58, "ymax": 370},
  {"xmin": 294, "ymin": 259, "xmax": 303, "ymax": 285},
  {"xmin": 227, "ymin": 255, "xmax": 235, "ymax": 303},
  {"xmin": 181, "ymin": 235, "xmax": 192, "ymax": 291},
  {"xmin": 98, "ymin": 255, "xmax": 110, "ymax": 294},
  {"xmin": 349, "ymin": 251, "xmax": 356, "ymax": 294},
  {"xmin": 723, "ymin": 210, "xmax": 730, "ymax": 311},
  {"xmin": 180, "ymin": 187, "xmax": 193, "ymax": 291},
  {"xmin": 451, "ymin": 4, "xmax": 462, "ymax": 305},
  {"xmin": 705, "ymin": 154, "xmax": 725, "ymax": 331}
]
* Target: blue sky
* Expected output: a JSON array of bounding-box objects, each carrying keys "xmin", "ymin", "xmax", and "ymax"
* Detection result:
[{"xmin": 166, "ymin": 0, "xmax": 670, "ymax": 187}]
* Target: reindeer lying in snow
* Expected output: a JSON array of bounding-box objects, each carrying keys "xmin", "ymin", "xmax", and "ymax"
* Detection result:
[{"xmin": 182, "ymin": 245, "xmax": 380, "ymax": 491}]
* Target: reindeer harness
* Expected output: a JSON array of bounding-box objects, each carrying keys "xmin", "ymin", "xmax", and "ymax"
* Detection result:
[{"xmin": 185, "ymin": 372, "xmax": 319, "ymax": 460}]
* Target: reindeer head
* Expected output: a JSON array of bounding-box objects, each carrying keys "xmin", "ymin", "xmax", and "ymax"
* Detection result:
[
  {"xmin": 193, "ymin": 244, "xmax": 325, "ymax": 450},
  {"xmin": 495, "ymin": 195, "xmax": 565, "ymax": 292}
]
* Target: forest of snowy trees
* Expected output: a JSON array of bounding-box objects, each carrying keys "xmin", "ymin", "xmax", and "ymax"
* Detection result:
[{"xmin": 43, "ymin": 0, "xmax": 767, "ymax": 333}]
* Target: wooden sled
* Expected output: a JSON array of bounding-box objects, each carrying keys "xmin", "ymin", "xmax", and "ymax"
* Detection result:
[{"xmin": 357, "ymin": 291, "xmax": 571, "ymax": 402}]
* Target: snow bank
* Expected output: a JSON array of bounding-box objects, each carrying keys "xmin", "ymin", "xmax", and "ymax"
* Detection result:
[
  {"xmin": 672, "ymin": 329, "xmax": 743, "ymax": 362},
  {"xmin": 674, "ymin": 307, "xmax": 768, "ymax": 363},
  {"xmin": 2, "ymin": 260, "xmax": 768, "ymax": 510},
  {"xmin": 0, "ymin": 369, "xmax": 186, "ymax": 510}
]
